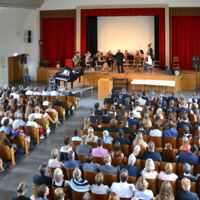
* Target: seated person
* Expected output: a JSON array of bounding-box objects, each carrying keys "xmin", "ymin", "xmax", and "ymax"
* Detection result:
[
  {"xmin": 94, "ymin": 118, "xmax": 104, "ymax": 132},
  {"xmin": 87, "ymin": 127, "xmax": 98, "ymax": 143},
  {"xmin": 113, "ymin": 129, "xmax": 130, "ymax": 145},
  {"xmin": 120, "ymin": 154, "xmax": 141, "ymax": 177},
  {"xmin": 128, "ymin": 112, "xmax": 139, "ymax": 126},
  {"xmin": 94, "ymin": 102, "xmax": 103, "ymax": 116},
  {"xmin": 149, "ymin": 121, "xmax": 162, "ymax": 137},
  {"xmin": 45, "ymin": 102, "xmax": 59, "ymax": 123},
  {"xmin": 70, "ymin": 168, "xmax": 90, "ymax": 192},
  {"xmin": 90, "ymin": 172, "xmax": 110, "ymax": 194},
  {"xmin": 163, "ymin": 122, "xmax": 179, "ymax": 138},
  {"xmin": 41, "ymin": 86, "xmax": 50, "ymax": 96},
  {"xmin": 103, "ymin": 130, "xmax": 113, "ymax": 144},
  {"xmin": 33, "ymin": 164, "xmax": 52, "ymax": 186},
  {"xmin": 36, "ymin": 184, "xmax": 50, "ymax": 200},
  {"xmin": 176, "ymin": 144, "xmax": 199, "ymax": 165},
  {"xmin": 141, "ymin": 141, "xmax": 162, "ymax": 162},
  {"xmin": 181, "ymin": 125, "xmax": 193, "ymax": 139},
  {"xmin": 140, "ymin": 113, "xmax": 152, "ymax": 127},
  {"xmin": 177, "ymin": 115, "xmax": 193, "ymax": 131},
  {"xmin": 122, "ymin": 120, "xmax": 134, "ymax": 136},
  {"xmin": 179, "ymin": 137, "xmax": 191, "ymax": 152},
  {"xmin": 103, "ymin": 93, "xmax": 114, "ymax": 105},
  {"xmin": 141, "ymin": 158, "xmax": 158, "ymax": 179},
  {"xmin": 48, "ymin": 148, "xmax": 63, "ymax": 168},
  {"xmin": 60, "ymin": 136, "xmax": 73, "ymax": 162},
  {"xmin": 52, "ymin": 168, "xmax": 69, "ymax": 187},
  {"xmin": 134, "ymin": 176, "xmax": 154, "ymax": 200},
  {"xmin": 132, "ymin": 132, "xmax": 148, "ymax": 149},
  {"xmin": 178, "ymin": 163, "xmax": 197, "ymax": 182},
  {"xmin": 64, "ymin": 150, "xmax": 81, "ymax": 169},
  {"xmin": 1, "ymin": 111, "xmax": 13, "ymax": 125},
  {"xmin": 82, "ymin": 153, "xmax": 99, "ymax": 172},
  {"xmin": 14, "ymin": 106, "xmax": 24, "ymax": 119},
  {"xmin": 54, "ymin": 188, "xmax": 65, "ymax": 200},
  {"xmin": 0, "ymin": 118, "xmax": 12, "ymax": 135},
  {"xmin": 52, "ymin": 95, "xmax": 68, "ymax": 117},
  {"xmin": 107, "ymin": 119, "xmax": 119, "ymax": 133},
  {"xmin": 175, "ymin": 178, "xmax": 199, "ymax": 200},
  {"xmin": 158, "ymin": 163, "xmax": 178, "ymax": 181},
  {"xmin": 136, "ymin": 123, "xmax": 148, "ymax": 136},
  {"xmin": 99, "ymin": 155, "xmax": 119, "ymax": 174},
  {"xmin": 92, "ymin": 137, "xmax": 109, "ymax": 158},
  {"xmin": 111, "ymin": 142, "xmax": 124, "ymax": 159},
  {"xmin": 71, "ymin": 129, "xmax": 82, "ymax": 141},
  {"xmin": 75, "ymin": 135, "xmax": 92, "ymax": 155},
  {"xmin": 110, "ymin": 168, "xmax": 135, "ymax": 198}
]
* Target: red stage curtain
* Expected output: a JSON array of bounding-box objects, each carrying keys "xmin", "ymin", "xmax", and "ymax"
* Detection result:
[
  {"xmin": 172, "ymin": 16, "xmax": 200, "ymax": 70},
  {"xmin": 42, "ymin": 18, "xmax": 75, "ymax": 67},
  {"xmin": 81, "ymin": 8, "xmax": 165, "ymax": 67}
]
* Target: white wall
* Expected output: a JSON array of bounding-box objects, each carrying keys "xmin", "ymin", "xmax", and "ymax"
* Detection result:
[
  {"xmin": 40, "ymin": 0, "xmax": 200, "ymax": 10},
  {"xmin": 98, "ymin": 16, "xmax": 154, "ymax": 54},
  {"xmin": 0, "ymin": 7, "xmax": 39, "ymax": 85}
]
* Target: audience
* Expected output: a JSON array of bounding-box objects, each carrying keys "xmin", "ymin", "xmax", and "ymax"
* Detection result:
[
  {"xmin": 92, "ymin": 137, "xmax": 109, "ymax": 157},
  {"xmin": 141, "ymin": 158, "xmax": 158, "ymax": 179},
  {"xmin": 59, "ymin": 136, "xmax": 72, "ymax": 162},
  {"xmin": 158, "ymin": 163, "xmax": 178, "ymax": 181},
  {"xmin": 111, "ymin": 141, "xmax": 124, "ymax": 159},
  {"xmin": 53, "ymin": 168, "xmax": 69, "ymax": 187},
  {"xmin": 82, "ymin": 153, "xmax": 99, "ymax": 172},
  {"xmin": 178, "ymin": 163, "xmax": 197, "ymax": 182},
  {"xmin": 48, "ymin": 148, "xmax": 63, "ymax": 168},
  {"xmin": 113, "ymin": 129, "xmax": 130, "ymax": 145},
  {"xmin": 75, "ymin": 135, "xmax": 92, "ymax": 155},
  {"xmin": 64, "ymin": 150, "xmax": 81, "ymax": 169},
  {"xmin": 35, "ymin": 184, "xmax": 49, "ymax": 200}
]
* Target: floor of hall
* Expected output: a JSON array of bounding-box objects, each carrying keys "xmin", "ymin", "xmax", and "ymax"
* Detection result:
[{"xmin": 0, "ymin": 90, "xmax": 101, "ymax": 200}]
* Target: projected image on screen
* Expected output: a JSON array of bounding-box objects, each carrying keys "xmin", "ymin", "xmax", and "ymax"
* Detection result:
[{"xmin": 98, "ymin": 16, "xmax": 154, "ymax": 54}]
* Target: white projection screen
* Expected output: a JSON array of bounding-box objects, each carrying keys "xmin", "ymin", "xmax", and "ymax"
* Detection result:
[{"xmin": 97, "ymin": 16, "xmax": 154, "ymax": 54}]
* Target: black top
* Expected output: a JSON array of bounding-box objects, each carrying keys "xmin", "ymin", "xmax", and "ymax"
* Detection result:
[{"xmin": 12, "ymin": 195, "xmax": 31, "ymax": 200}]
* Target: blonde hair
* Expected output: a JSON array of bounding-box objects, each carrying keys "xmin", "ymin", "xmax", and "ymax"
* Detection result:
[
  {"xmin": 132, "ymin": 145, "xmax": 141, "ymax": 156},
  {"xmin": 51, "ymin": 148, "xmax": 59, "ymax": 159},
  {"xmin": 136, "ymin": 176, "xmax": 149, "ymax": 191},
  {"xmin": 182, "ymin": 137, "xmax": 190, "ymax": 146},
  {"xmin": 156, "ymin": 108, "xmax": 163, "ymax": 116},
  {"xmin": 95, "ymin": 172, "xmax": 104, "ymax": 186},
  {"xmin": 165, "ymin": 163, "xmax": 173, "ymax": 175},
  {"xmin": 181, "ymin": 178, "xmax": 191, "ymax": 191},
  {"xmin": 134, "ymin": 133, "xmax": 144, "ymax": 146},
  {"xmin": 53, "ymin": 168, "xmax": 64, "ymax": 183},
  {"xmin": 73, "ymin": 168, "xmax": 81, "ymax": 180},
  {"xmin": 83, "ymin": 117, "xmax": 90, "ymax": 130},
  {"xmin": 54, "ymin": 188, "xmax": 65, "ymax": 200},
  {"xmin": 17, "ymin": 181, "xmax": 28, "ymax": 195},
  {"xmin": 145, "ymin": 158, "xmax": 155, "ymax": 172},
  {"xmin": 108, "ymin": 192, "xmax": 120, "ymax": 200},
  {"xmin": 159, "ymin": 181, "xmax": 174, "ymax": 200},
  {"xmin": 87, "ymin": 127, "xmax": 94, "ymax": 141}
]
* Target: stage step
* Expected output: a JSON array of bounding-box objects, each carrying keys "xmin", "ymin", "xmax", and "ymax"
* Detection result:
[{"xmin": 112, "ymin": 78, "xmax": 128, "ymax": 91}]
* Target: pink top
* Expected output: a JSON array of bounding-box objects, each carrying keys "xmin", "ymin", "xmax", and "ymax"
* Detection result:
[{"xmin": 92, "ymin": 147, "xmax": 109, "ymax": 158}]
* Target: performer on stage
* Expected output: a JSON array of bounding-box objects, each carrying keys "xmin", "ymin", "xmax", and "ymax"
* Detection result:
[
  {"xmin": 72, "ymin": 51, "xmax": 81, "ymax": 68},
  {"xmin": 85, "ymin": 51, "xmax": 93, "ymax": 69},
  {"xmin": 115, "ymin": 49, "xmax": 124, "ymax": 73},
  {"xmin": 124, "ymin": 50, "xmax": 130, "ymax": 67},
  {"xmin": 144, "ymin": 52, "xmax": 152, "ymax": 72},
  {"xmin": 148, "ymin": 43, "xmax": 153, "ymax": 59}
]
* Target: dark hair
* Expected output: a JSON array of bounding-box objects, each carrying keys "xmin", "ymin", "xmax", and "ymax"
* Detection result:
[
  {"xmin": 3, "ymin": 118, "xmax": 10, "ymax": 126},
  {"xmin": 37, "ymin": 184, "xmax": 47, "ymax": 198},
  {"xmin": 120, "ymin": 168, "xmax": 128, "ymax": 182},
  {"xmin": 96, "ymin": 117, "xmax": 102, "ymax": 125},
  {"xmin": 39, "ymin": 164, "xmax": 47, "ymax": 176},
  {"xmin": 85, "ymin": 153, "xmax": 93, "ymax": 163},
  {"xmin": 74, "ymin": 129, "xmax": 78, "ymax": 136},
  {"xmin": 94, "ymin": 102, "xmax": 100, "ymax": 110},
  {"xmin": 68, "ymin": 150, "xmax": 74, "ymax": 160},
  {"xmin": 97, "ymin": 137, "xmax": 103, "ymax": 147},
  {"xmin": 119, "ymin": 129, "xmax": 124, "ymax": 137},
  {"xmin": 64, "ymin": 136, "xmax": 70, "ymax": 145},
  {"xmin": 190, "ymin": 144, "xmax": 198, "ymax": 153}
]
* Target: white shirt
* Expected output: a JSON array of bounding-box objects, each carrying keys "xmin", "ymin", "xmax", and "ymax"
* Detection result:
[
  {"xmin": 42, "ymin": 91, "xmax": 50, "ymax": 96},
  {"xmin": 135, "ymin": 106, "xmax": 143, "ymax": 112},
  {"xmin": 132, "ymin": 110, "xmax": 141, "ymax": 118},
  {"xmin": 72, "ymin": 136, "xmax": 82, "ymax": 141},
  {"xmin": 149, "ymin": 129, "xmax": 162, "ymax": 137},
  {"xmin": 43, "ymin": 101, "xmax": 49, "ymax": 106},
  {"xmin": 33, "ymin": 91, "xmax": 41, "ymax": 96},
  {"xmin": 141, "ymin": 170, "xmax": 158, "ymax": 179},
  {"xmin": 26, "ymin": 121, "xmax": 39, "ymax": 128},
  {"xmin": 10, "ymin": 92, "xmax": 19, "ymax": 99},
  {"xmin": 138, "ymin": 98, "xmax": 146, "ymax": 106},
  {"xmin": 25, "ymin": 90, "xmax": 33, "ymax": 95},
  {"xmin": 110, "ymin": 182, "xmax": 135, "ymax": 198},
  {"xmin": 60, "ymin": 146, "xmax": 73, "ymax": 153},
  {"xmin": 134, "ymin": 189, "xmax": 154, "ymax": 200},
  {"xmin": 50, "ymin": 91, "xmax": 59, "ymax": 96},
  {"xmin": 48, "ymin": 159, "xmax": 62, "ymax": 168},
  {"xmin": 146, "ymin": 55, "xmax": 152, "ymax": 65},
  {"xmin": 158, "ymin": 171, "xmax": 178, "ymax": 181},
  {"xmin": 1, "ymin": 117, "xmax": 13, "ymax": 125}
]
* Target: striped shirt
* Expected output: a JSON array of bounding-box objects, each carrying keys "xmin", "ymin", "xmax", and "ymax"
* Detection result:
[{"xmin": 70, "ymin": 178, "xmax": 90, "ymax": 192}]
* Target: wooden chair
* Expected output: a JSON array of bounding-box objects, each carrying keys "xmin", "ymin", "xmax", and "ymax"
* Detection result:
[
  {"xmin": 102, "ymin": 143, "xmax": 113, "ymax": 152},
  {"xmin": 123, "ymin": 134, "xmax": 131, "ymax": 139},
  {"xmin": 53, "ymin": 105, "xmax": 66, "ymax": 121},
  {"xmin": 143, "ymin": 135, "xmax": 149, "ymax": 142},
  {"xmin": 135, "ymin": 159, "xmax": 142, "ymax": 169},
  {"xmin": 177, "ymin": 180, "xmax": 196, "ymax": 193},
  {"xmin": 87, "ymin": 141, "xmax": 97, "ymax": 148},
  {"xmin": 121, "ymin": 145, "xmax": 130, "ymax": 156},
  {"xmin": 67, "ymin": 96, "xmax": 79, "ymax": 110},
  {"xmin": 109, "ymin": 132, "xmax": 119, "ymax": 138},
  {"xmin": 0, "ymin": 143, "xmax": 16, "ymax": 167},
  {"xmin": 146, "ymin": 178, "xmax": 157, "ymax": 195},
  {"xmin": 13, "ymin": 135, "xmax": 29, "ymax": 155},
  {"xmin": 149, "ymin": 136, "xmax": 162, "ymax": 148},
  {"xmin": 127, "ymin": 176, "xmax": 137, "ymax": 183},
  {"xmin": 162, "ymin": 149, "xmax": 178, "ymax": 162},
  {"xmin": 160, "ymin": 162, "xmax": 176, "ymax": 173},
  {"xmin": 129, "ymin": 125, "xmax": 137, "ymax": 131},
  {"xmin": 83, "ymin": 171, "xmax": 98, "ymax": 184},
  {"xmin": 50, "ymin": 96, "xmax": 56, "ymax": 102},
  {"xmin": 35, "ymin": 118, "xmax": 49, "ymax": 131},
  {"xmin": 163, "ymin": 137, "xmax": 177, "ymax": 148},
  {"xmin": 77, "ymin": 154, "xmax": 86, "ymax": 163},
  {"xmin": 111, "ymin": 157, "xmax": 124, "ymax": 166},
  {"xmin": 45, "ymin": 111, "xmax": 58, "ymax": 128},
  {"xmin": 92, "ymin": 193, "xmax": 109, "ymax": 200},
  {"xmin": 104, "ymin": 173, "xmax": 118, "ymax": 186},
  {"xmin": 65, "ymin": 168, "xmax": 74, "ymax": 180},
  {"xmin": 94, "ymin": 131, "xmax": 103, "ymax": 137},
  {"xmin": 194, "ymin": 164, "xmax": 200, "ymax": 176},
  {"xmin": 93, "ymin": 156, "xmax": 105, "ymax": 165},
  {"xmin": 25, "ymin": 126, "xmax": 40, "ymax": 145},
  {"xmin": 72, "ymin": 141, "xmax": 81, "ymax": 149},
  {"xmin": 48, "ymin": 167, "xmax": 56, "ymax": 178},
  {"xmin": 176, "ymin": 163, "xmax": 194, "ymax": 176},
  {"xmin": 33, "ymin": 184, "xmax": 39, "ymax": 198},
  {"xmin": 71, "ymin": 190, "xmax": 85, "ymax": 200}
]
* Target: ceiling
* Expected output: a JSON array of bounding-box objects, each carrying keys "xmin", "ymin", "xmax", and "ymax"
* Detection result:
[{"xmin": 0, "ymin": 0, "xmax": 44, "ymax": 9}]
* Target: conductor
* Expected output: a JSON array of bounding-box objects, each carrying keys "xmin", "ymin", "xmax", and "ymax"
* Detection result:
[{"xmin": 115, "ymin": 49, "xmax": 124, "ymax": 73}]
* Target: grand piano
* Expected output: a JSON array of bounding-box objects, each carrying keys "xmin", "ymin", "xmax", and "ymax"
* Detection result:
[{"xmin": 54, "ymin": 66, "xmax": 84, "ymax": 89}]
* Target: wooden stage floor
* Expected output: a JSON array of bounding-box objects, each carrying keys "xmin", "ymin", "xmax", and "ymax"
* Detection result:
[{"xmin": 81, "ymin": 67, "xmax": 182, "ymax": 92}]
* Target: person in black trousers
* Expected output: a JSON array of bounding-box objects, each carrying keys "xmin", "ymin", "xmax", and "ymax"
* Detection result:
[{"xmin": 115, "ymin": 50, "xmax": 124, "ymax": 73}]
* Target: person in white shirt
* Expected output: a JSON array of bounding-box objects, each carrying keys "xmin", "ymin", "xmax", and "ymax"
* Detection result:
[
  {"xmin": 33, "ymin": 87, "xmax": 41, "ymax": 96},
  {"xmin": 48, "ymin": 148, "xmax": 63, "ymax": 168},
  {"xmin": 110, "ymin": 168, "xmax": 135, "ymax": 198},
  {"xmin": 134, "ymin": 101, "xmax": 143, "ymax": 112},
  {"xmin": 141, "ymin": 158, "xmax": 158, "ymax": 179},
  {"xmin": 42, "ymin": 96, "xmax": 50, "ymax": 106},
  {"xmin": 71, "ymin": 129, "xmax": 82, "ymax": 142},
  {"xmin": 13, "ymin": 113, "xmax": 26, "ymax": 128},
  {"xmin": 137, "ymin": 93, "xmax": 146, "ymax": 106},
  {"xmin": 50, "ymin": 87, "xmax": 59, "ymax": 96},
  {"xmin": 25, "ymin": 86, "xmax": 33, "ymax": 95},
  {"xmin": 42, "ymin": 87, "xmax": 50, "ymax": 96},
  {"xmin": 10, "ymin": 87, "xmax": 19, "ymax": 99},
  {"xmin": 144, "ymin": 52, "xmax": 152, "ymax": 72},
  {"xmin": 149, "ymin": 121, "xmax": 162, "ymax": 137},
  {"xmin": 134, "ymin": 176, "xmax": 154, "ymax": 200},
  {"xmin": 158, "ymin": 163, "xmax": 178, "ymax": 181},
  {"xmin": 1, "ymin": 111, "xmax": 13, "ymax": 125}
]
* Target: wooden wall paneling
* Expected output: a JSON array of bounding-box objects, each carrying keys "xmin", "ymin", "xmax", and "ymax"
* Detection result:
[{"xmin": 181, "ymin": 71, "xmax": 196, "ymax": 91}]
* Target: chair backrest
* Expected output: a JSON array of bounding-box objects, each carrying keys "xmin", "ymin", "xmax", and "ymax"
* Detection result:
[
  {"xmin": 35, "ymin": 118, "xmax": 49, "ymax": 130},
  {"xmin": 127, "ymin": 176, "xmax": 137, "ymax": 184},
  {"xmin": 72, "ymin": 141, "xmax": 81, "ymax": 149},
  {"xmin": 149, "ymin": 136, "xmax": 162, "ymax": 148},
  {"xmin": 48, "ymin": 167, "xmax": 56, "ymax": 178},
  {"xmin": 102, "ymin": 143, "xmax": 113, "ymax": 152},
  {"xmin": 92, "ymin": 193, "xmax": 109, "ymax": 200},
  {"xmin": 177, "ymin": 180, "xmax": 196, "ymax": 193},
  {"xmin": 0, "ymin": 143, "xmax": 16, "ymax": 166},
  {"xmin": 65, "ymin": 168, "xmax": 74, "ymax": 180},
  {"xmin": 109, "ymin": 132, "xmax": 119, "ymax": 138},
  {"xmin": 93, "ymin": 156, "xmax": 105, "ymax": 165},
  {"xmin": 176, "ymin": 163, "xmax": 194, "ymax": 176},
  {"xmin": 13, "ymin": 135, "xmax": 29, "ymax": 155},
  {"xmin": 111, "ymin": 157, "xmax": 124, "ymax": 166},
  {"xmin": 162, "ymin": 149, "xmax": 178, "ymax": 162},
  {"xmin": 25, "ymin": 126, "xmax": 40, "ymax": 145},
  {"xmin": 77, "ymin": 154, "xmax": 86, "ymax": 163},
  {"xmin": 71, "ymin": 190, "xmax": 85, "ymax": 200},
  {"xmin": 87, "ymin": 141, "xmax": 97, "ymax": 148},
  {"xmin": 121, "ymin": 145, "xmax": 130, "ymax": 156},
  {"xmin": 83, "ymin": 171, "xmax": 98, "ymax": 184},
  {"xmin": 103, "ymin": 173, "xmax": 118, "ymax": 186},
  {"xmin": 94, "ymin": 131, "xmax": 103, "ymax": 137},
  {"xmin": 146, "ymin": 178, "xmax": 157, "ymax": 195}
]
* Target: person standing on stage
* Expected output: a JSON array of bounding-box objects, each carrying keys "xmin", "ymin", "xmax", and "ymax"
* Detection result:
[
  {"xmin": 144, "ymin": 52, "xmax": 153, "ymax": 72},
  {"xmin": 115, "ymin": 49, "xmax": 124, "ymax": 73},
  {"xmin": 148, "ymin": 43, "xmax": 153, "ymax": 59},
  {"xmin": 72, "ymin": 51, "xmax": 81, "ymax": 68}
]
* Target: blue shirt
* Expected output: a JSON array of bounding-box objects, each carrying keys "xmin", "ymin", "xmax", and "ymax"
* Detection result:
[
  {"xmin": 176, "ymin": 151, "xmax": 199, "ymax": 165},
  {"xmin": 128, "ymin": 118, "xmax": 138, "ymax": 126},
  {"xmin": 0, "ymin": 126, "xmax": 11, "ymax": 135},
  {"xmin": 163, "ymin": 128, "xmax": 179, "ymax": 138},
  {"xmin": 141, "ymin": 151, "xmax": 162, "ymax": 162}
]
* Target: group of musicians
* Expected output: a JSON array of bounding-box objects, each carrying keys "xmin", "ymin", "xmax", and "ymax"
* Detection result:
[{"xmin": 72, "ymin": 43, "xmax": 153, "ymax": 73}]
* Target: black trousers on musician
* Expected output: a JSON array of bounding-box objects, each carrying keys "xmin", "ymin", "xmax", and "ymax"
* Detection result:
[{"xmin": 117, "ymin": 63, "xmax": 124, "ymax": 73}]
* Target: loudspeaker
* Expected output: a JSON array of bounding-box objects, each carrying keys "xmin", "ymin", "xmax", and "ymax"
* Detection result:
[
  {"xmin": 192, "ymin": 56, "xmax": 199, "ymax": 70},
  {"xmin": 28, "ymin": 30, "xmax": 31, "ymax": 43},
  {"xmin": 20, "ymin": 54, "xmax": 27, "ymax": 64}
]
